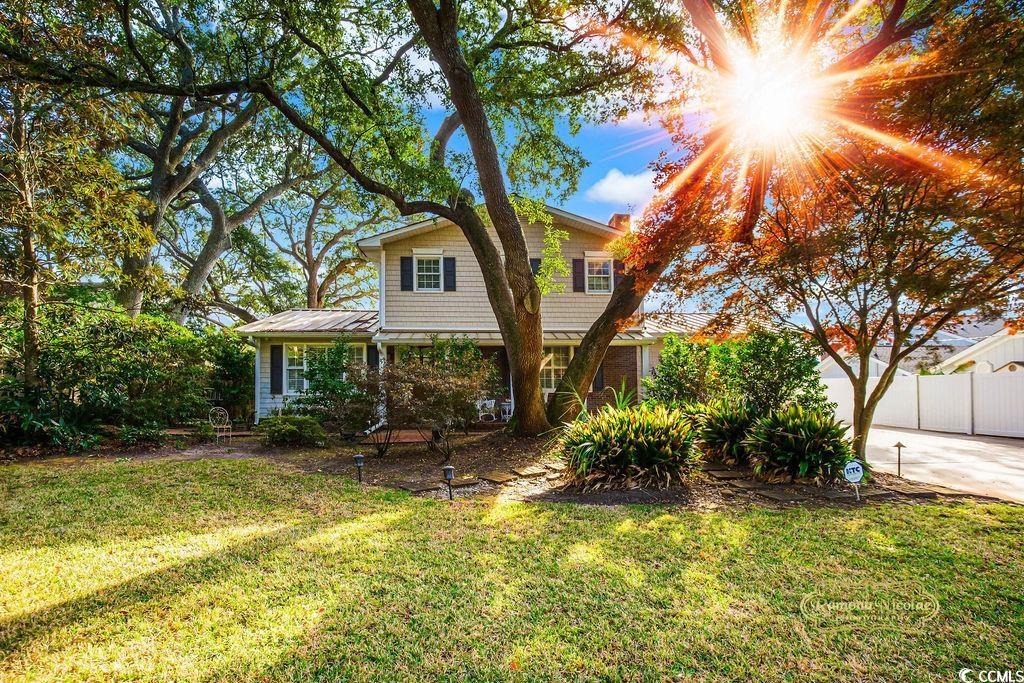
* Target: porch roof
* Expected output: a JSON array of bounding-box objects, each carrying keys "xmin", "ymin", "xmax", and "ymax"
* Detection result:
[
  {"xmin": 235, "ymin": 309, "xmax": 379, "ymax": 335},
  {"xmin": 373, "ymin": 330, "xmax": 655, "ymax": 345}
]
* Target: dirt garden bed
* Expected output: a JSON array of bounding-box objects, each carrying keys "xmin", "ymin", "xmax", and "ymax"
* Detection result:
[{"xmin": 5, "ymin": 429, "xmax": 1001, "ymax": 510}]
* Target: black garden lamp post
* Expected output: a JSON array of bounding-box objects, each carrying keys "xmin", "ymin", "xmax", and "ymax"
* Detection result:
[
  {"xmin": 893, "ymin": 442, "xmax": 906, "ymax": 477},
  {"xmin": 442, "ymin": 464, "xmax": 455, "ymax": 501},
  {"xmin": 353, "ymin": 453, "xmax": 365, "ymax": 484}
]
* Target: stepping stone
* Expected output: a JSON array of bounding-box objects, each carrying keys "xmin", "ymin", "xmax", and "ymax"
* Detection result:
[
  {"xmin": 480, "ymin": 471, "xmax": 516, "ymax": 484},
  {"xmin": 701, "ymin": 461, "xmax": 731, "ymax": 472},
  {"xmin": 707, "ymin": 469, "xmax": 747, "ymax": 480},
  {"xmin": 815, "ymin": 488, "xmax": 858, "ymax": 500},
  {"xmin": 545, "ymin": 471, "xmax": 562, "ymax": 481},
  {"xmin": 512, "ymin": 465, "xmax": 547, "ymax": 478},
  {"xmin": 756, "ymin": 489, "xmax": 809, "ymax": 503},
  {"xmin": 919, "ymin": 484, "xmax": 973, "ymax": 497},
  {"xmin": 730, "ymin": 478, "xmax": 768, "ymax": 490},
  {"xmin": 448, "ymin": 477, "xmax": 480, "ymax": 489},
  {"xmin": 544, "ymin": 461, "xmax": 567, "ymax": 472},
  {"xmin": 397, "ymin": 481, "xmax": 439, "ymax": 493},
  {"xmin": 883, "ymin": 482, "xmax": 938, "ymax": 498}
]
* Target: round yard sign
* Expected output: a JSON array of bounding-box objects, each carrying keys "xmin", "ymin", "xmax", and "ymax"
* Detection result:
[{"xmin": 843, "ymin": 460, "xmax": 865, "ymax": 485}]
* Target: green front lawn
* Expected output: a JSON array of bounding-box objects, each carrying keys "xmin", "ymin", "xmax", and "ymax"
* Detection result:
[{"xmin": 1, "ymin": 457, "xmax": 1022, "ymax": 681}]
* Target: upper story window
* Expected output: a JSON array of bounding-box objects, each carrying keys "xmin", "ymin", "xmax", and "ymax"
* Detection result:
[
  {"xmin": 586, "ymin": 257, "xmax": 613, "ymax": 294},
  {"xmin": 415, "ymin": 256, "xmax": 442, "ymax": 292}
]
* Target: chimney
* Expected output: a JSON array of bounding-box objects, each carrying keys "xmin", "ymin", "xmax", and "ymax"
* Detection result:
[{"xmin": 609, "ymin": 213, "xmax": 631, "ymax": 231}]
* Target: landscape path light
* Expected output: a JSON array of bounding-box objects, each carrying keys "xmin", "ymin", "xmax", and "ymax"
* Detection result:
[{"xmin": 442, "ymin": 464, "xmax": 455, "ymax": 502}]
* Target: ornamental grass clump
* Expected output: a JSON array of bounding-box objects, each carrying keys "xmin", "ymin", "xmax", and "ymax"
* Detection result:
[
  {"xmin": 556, "ymin": 404, "xmax": 700, "ymax": 490},
  {"xmin": 699, "ymin": 401, "xmax": 755, "ymax": 467},
  {"xmin": 743, "ymin": 404, "xmax": 856, "ymax": 484}
]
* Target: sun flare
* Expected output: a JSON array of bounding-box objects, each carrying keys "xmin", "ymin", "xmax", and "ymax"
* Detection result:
[
  {"xmin": 612, "ymin": 0, "xmax": 990, "ymax": 238},
  {"xmin": 716, "ymin": 46, "xmax": 828, "ymax": 151}
]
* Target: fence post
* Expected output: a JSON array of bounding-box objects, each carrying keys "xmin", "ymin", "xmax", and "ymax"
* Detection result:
[
  {"xmin": 969, "ymin": 372, "xmax": 975, "ymax": 435},
  {"xmin": 915, "ymin": 374, "xmax": 921, "ymax": 430}
]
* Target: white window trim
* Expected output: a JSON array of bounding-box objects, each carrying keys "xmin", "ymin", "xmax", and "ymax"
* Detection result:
[
  {"xmin": 284, "ymin": 342, "xmax": 368, "ymax": 395},
  {"xmin": 585, "ymin": 256, "xmax": 613, "ymax": 295},
  {"xmin": 413, "ymin": 253, "xmax": 444, "ymax": 293},
  {"xmin": 541, "ymin": 345, "xmax": 574, "ymax": 393}
]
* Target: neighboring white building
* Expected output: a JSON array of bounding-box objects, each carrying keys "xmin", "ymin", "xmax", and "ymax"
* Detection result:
[
  {"xmin": 816, "ymin": 354, "xmax": 910, "ymax": 379},
  {"xmin": 934, "ymin": 328, "xmax": 1024, "ymax": 374}
]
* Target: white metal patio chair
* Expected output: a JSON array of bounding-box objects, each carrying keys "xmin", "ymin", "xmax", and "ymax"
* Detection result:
[
  {"xmin": 477, "ymin": 399, "xmax": 497, "ymax": 422},
  {"xmin": 209, "ymin": 407, "xmax": 232, "ymax": 443}
]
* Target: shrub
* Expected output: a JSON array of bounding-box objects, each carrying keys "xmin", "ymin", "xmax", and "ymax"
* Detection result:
[
  {"xmin": 699, "ymin": 401, "xmax": 755, "ymax": 467},
  {"xmin": 118, "ymin": 423, "xmax": 167, "ymax": 447},
  {"xmin": 255, "ymin": 415, "xmax": 327, "ymax": 448},
  {"xmin": 642, "ymin": 335, "xmax": 738, "ymax": 405},
  {"xmin": 296, "ymin": 338, "xmax": 363, "ymax": 433},
  {"xmin": 731, "ymin": 330, "xmax": 833, "ymax": 415},
  {"xmin": 202, "ymin": 330, "xmax": 255, "ymax": 419},
  {"xmin": 743, "ymin": 405, "xmax": 856, "ymax": 484},
  {"xmin": 0, "ymin": 307, "xmax": 209, "ymax": 449},
  {"xmin": 644, "ymin": 330, "xmax": 834, "ymax": 416},
  {"xmin": 556, "ymin": 404, "xmax": 700, "ymax": 490}
]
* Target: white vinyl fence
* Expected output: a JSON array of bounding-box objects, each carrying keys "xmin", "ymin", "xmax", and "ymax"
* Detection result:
[{"xmin": 823, "ymin": 374, "xmax": 1024, "ymax": 438}]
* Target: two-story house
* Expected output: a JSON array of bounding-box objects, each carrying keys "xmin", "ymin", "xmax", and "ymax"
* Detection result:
[{"xmin": 237, "ymin": 206, "xmax": 691, "ymax": 420}]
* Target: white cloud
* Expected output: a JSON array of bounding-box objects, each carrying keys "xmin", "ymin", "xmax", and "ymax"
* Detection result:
[{"xmin": 584, "ymin": 168, "xmax": 657, "ymax": 207}]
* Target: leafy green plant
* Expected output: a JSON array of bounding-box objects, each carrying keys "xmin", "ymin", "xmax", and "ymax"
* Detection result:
[
  {"xmin": 255, "ymin": 415, "xmax": 327, "ymax": 448},
  {"xmin": 555, "ymin": 404, "xmax": 700, "ymax": 490},
  {"xmin": 699, "ymin": 401, "xmax": 755, "ymax": 467},
  {"xmin": 743, "ymin": 405, "xmax": 856, "ymax": 484},
  {"xmin": 202, "ymin": 330, "xmax": 254, "ymax": 419},
  {"xmin": 642, "ymin": 335, "xmax": 738, "ymax": 405},
  {"xmin": 731, "ymin": 330, "xmax": 833, "ymax": 415},
  {"xmin": 296, "ymin": 338, "xmax": 364, "ymax": 434},
  {"xmin": 118, "ymin": 423, "xmax": 167, "ymax": 447},
  {"xmin": 644, "ymin": 330, "xmax": 834, "ymax": 416}
]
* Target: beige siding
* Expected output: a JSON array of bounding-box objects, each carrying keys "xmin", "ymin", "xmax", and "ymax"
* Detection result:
[{"xmin": 381, "ymin": 220, "xmax": 634, "ymax": 331}]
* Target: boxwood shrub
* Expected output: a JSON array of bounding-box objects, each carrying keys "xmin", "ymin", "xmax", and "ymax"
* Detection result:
[
  {"xmin": 255, "ymin": 415, "xmax": 327, "ymax": 448},
  {"xmin": 556, "ymin": 404, "xmax": 700, "ymax": 490},
  {"xmin": 743, "ymin": 405, "xmax": 856, "ymax": 484}
]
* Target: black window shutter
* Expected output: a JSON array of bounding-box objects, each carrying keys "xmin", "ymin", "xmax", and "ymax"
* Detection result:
[
  {"xmin": 366, "ymin": 344, "xmax": 379, "ymax": 369},
  {"xmin": 613, "ymin": 260, "xmax": 625, "ymax": 289},
  {"xmin": 572, "ymin": 258, "xmax": 585, "ymax": 292},
  {"xmin": 593, "ymin": 363, "xmax": 605, "ymax": 391},
  {"xmin": 530, "ymin": 258, "xmax": 541, "ymax": 275},
  {"xmin": 269, "ymin": 344, "xmax": 283, "ymax": 395},
  {"xmin": 443, "ymin": 257, "xmax": 456, "ymax": 291},
  {"xmin": 400, "ymin": 256, "xmax": 413, "ymax": 291}
]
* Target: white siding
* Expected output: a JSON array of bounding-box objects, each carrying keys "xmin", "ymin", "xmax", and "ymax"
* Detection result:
[{"xmin": 961, "ymin": 335, "xmax": 1024, "ymax": 372}]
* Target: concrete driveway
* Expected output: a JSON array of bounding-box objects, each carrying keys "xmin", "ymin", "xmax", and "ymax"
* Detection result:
[{"xmin": 866, "ymin": 427, "xmax": 1024, "ymax": 503}]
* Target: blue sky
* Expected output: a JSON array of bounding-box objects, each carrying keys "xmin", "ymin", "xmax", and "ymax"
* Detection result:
[{"xmin": 561, "ymin": 119, "xmax": 672, "ymax": 223}]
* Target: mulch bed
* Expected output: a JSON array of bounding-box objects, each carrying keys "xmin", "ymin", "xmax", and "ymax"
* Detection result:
[{"xmin": 4, "ymin": 429, "xmax": 1005, "ymax": 510}]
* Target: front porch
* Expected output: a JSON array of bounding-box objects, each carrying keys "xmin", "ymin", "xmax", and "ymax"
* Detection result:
[{"xmin": 372, "ymin": 331, "xmax": 650, "ymax": 413}]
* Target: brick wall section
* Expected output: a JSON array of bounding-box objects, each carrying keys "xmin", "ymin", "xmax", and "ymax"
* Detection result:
[{"xmin": 587, "ymin": 345, "xmax": 639, "ymax": 410}]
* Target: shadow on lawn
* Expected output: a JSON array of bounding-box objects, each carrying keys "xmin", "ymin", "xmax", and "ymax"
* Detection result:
[{"xmin": 0, "ymin": 522, "xmax": 319, "ymax": 658}]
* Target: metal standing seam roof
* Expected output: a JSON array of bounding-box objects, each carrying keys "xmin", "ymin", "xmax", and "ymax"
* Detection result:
[
  {"xmin": 234, "ymin": 309, "xmax": 379, "ymax": 335},
  {"xmin": 235, "ymin": 309, "xmax": 744, "ymax": 340}
]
